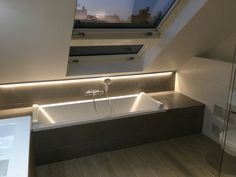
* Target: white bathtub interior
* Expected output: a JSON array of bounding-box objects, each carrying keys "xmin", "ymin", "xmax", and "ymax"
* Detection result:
[{"xmin": 33, "ymin": 92, "xmax": 165, "ymax": 131}]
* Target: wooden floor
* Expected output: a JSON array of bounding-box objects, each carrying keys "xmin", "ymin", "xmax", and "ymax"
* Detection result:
[{"xmin": 36, "ymin": 134, "xmax": 236, "ymax": 177}]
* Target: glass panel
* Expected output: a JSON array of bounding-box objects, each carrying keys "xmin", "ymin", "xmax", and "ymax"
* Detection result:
[
  {"xmin": 219, "ymin": 46, "xmax": 236, "ymax": 177},
  {"xmin": 69, "ymin": 45, "xmax": 143, "ymax": 56},
  {"xmin": 74, "ymin": 0, "xmax": 176, "ymax": 28}
]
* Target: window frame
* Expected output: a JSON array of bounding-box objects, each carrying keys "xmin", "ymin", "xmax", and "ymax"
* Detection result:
[
  {"xmin": 69, "ymin": 45, "xmax": 144, "ymax": 57},
  {"xmin": 68, "ymin": 0, "xmax": 180, "ymax": 65}
]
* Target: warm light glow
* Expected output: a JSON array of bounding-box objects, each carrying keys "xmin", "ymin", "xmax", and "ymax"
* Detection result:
[
  {"xmin": 38, "ymin": 107, "xmax": 56, "ymax": 124},
  {"xmin": 40, "ymin": 93, "xmax": 141, "ymax": 108},
  {"xmin": 111, "ymin": 72, "xmax": 173, "ymax": 80},
  {"xmin": 175, "ymin": 72, "xmax": 179, "ymax": 91},
  {"xmin": 0, "ymin": 72, "xmax": 173, "ymax": 88},
  {"xmin": 130, "ymin": 92, "xmax": 144, "ymax": 112}
]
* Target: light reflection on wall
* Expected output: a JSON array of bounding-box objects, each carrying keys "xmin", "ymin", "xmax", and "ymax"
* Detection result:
[
  {"xmin": 0, "ymin": 72, "xmax": 174, "ymax": 88},
  {"xmin": 38, "ymin": 107, "xmax": 56, "ymax": 124}
]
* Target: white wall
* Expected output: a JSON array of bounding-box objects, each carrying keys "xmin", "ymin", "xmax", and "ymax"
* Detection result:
[
  {"xmin": 0, "ymin": 0, "xmax": 76, "ymax": 83},
  {"xmin": 144, "ymin": 0, "xmax": 236, "ymax": 73},
  {"xmin": 143, "ymin": 0, "xmax": 207, "ymax": 68},
  {"xmin": 176, "ymin": 57, "xmax": 232, "ymax": 141},
  {"xmin": 202, "ymin": 32, "xmax": 236, "ymax": 63}
]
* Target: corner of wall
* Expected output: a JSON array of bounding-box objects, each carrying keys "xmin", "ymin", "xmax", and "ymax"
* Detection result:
[{"xmin": 175, "ymin": 57, "xmax": 232, "ymax": 142}]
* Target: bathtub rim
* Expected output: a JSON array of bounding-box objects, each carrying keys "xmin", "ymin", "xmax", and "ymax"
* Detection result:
[
  {"xmin": 32, "ymin": 92, "xmax": 165, "ymax": 132},
  {"xmin": 32, "ymin": 107, "xmax": 166, "ymax": 132}
]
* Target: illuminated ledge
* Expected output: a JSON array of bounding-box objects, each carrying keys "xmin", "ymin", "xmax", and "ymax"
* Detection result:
[
  {"xmin": 0, "ymin": 107, "xmax": 32, "ymax": 119},
  {"xmin": 0, "ymin": 71, "xmax": 174, "ymax": 88}
]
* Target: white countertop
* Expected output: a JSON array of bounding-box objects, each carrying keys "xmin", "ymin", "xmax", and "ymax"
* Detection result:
[{"xmin": 0, "ymin": 116, "xmax": 31, "ymax": 177}]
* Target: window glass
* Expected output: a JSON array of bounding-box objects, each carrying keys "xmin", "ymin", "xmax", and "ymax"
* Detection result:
[
  {"xmin": 69, "ymin": 45, "xmax": 143, "ymax": 56},
  {"xmin": 74, "ymin": 0, "xmax": 176, "ymax": 28}
]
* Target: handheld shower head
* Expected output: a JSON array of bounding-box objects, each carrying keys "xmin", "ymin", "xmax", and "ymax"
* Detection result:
[{"xmin": 104, "ymin": 78, "xmax": 112, "ymax": 86}]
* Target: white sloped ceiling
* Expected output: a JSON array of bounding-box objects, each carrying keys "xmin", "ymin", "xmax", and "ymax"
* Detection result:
[
  {"xmin": 0, "ymin": 0, "xmax": 76, "ymax": 84},
  {"xmin": 144, "ymin": 0, "xmax": 236, "ymax": 72}
]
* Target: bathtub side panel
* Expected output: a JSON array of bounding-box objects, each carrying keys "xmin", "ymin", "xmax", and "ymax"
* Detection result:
[{"xmin": 32, "ymin": 105, "xmax": 204, "ymax": 165}]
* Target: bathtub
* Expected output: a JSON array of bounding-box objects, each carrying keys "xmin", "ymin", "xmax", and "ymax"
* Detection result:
[{"xmin": 32, "ymin": 92, "xmax": 165, "ymax": 131}]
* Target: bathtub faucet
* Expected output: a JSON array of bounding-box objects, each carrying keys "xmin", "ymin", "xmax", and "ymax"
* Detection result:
[
  {"xmin": 85, "ymin": 90, "xmax": 104, "ymax": 114},
  {"xmin": 85, "ymin": 90, "xmax": 104, "ymax": 96}
]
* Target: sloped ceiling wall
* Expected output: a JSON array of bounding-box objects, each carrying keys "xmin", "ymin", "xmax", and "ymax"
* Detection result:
[
  {"xmin": 0, "ymin": 0, "xmax": 236, "ymax": 84},
  {"xmin": 200, "ymin": 32, "xmax": 236, "ymax": 63},
  {"xmin": 0, "ymin": 0, "xmax": 76, "ymax": 84},
  {"xmin": 144, "ymin": 0, "xmax": 236, "ymax": 72}
]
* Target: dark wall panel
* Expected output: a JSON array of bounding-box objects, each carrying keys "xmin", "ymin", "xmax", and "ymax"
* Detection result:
[{"xmin": 33, "ymin": 105, "xmax": 204, "ymax": 165}]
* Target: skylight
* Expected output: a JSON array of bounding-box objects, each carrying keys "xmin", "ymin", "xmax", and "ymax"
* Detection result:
[{"xmin": 74, "ymin": 0, "xmax": 176, "ymax": 28}]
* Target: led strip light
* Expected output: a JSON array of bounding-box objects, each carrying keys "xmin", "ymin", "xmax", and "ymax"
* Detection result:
[{"xmin": 0, "ymin": 72, "xmax": 173, "ymax": 88}]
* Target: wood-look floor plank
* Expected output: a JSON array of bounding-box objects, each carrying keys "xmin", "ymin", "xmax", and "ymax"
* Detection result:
[
  {"xmin": 151, "ymin": 141, "xmax": 196, "ymax": 177},
  {"xmin": 76, "ymin": 156, "xmax": 101, "ymax": 177},
  {"xmin": 63, "ymin": 159, "xmax": 82, "ymax": 177},
  {"xmin": 160, "ymin": 139, "xmax": 198, "ymax": 167},
  {"xmin": 133, "ymin": 143, "xmax": 177, "ymax": 177},
  {"xmin": 106, "ymin": 150, "xmax": 138, "ymax": 177},
  {"xmin": 188, "ymin": 134, "xmax": 220, "ymax": 154},
  {"xmin": 170, "ymin": 135, "xmax": 219, "ymax": 176},
  {"xmin": 36, "ymin": 134, "xmax": 230, "ymax": 177},
  {"xmin": 187, "ymin": 165, "xmax": 215, "ymax": 177},
  {"xmin": 179, "ymin": 135, "xmax": 220, "ymax": 176},
  {"xmin": 169, "ymin": 135, "xmax": 206, "ymax": 164},
  {"xmin": 93, "ymin": 153, "xmax": 119, "ymax": 177},
  {"xmin": 121, "ymin": 147, "xmax": 159, "ymax": 177},
  {"xmin": 220, "ymin": 152, "xmax": 236, "ymax": 177},
  {"xmin": 221, "ymin": 173, "xmax": 236, "ymax": 177}
]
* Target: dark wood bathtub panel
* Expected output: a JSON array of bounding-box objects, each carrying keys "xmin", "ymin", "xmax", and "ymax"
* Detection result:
[{"xmin": 33, "ymin": 105, "xmax": 204, "ymax": 165}]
